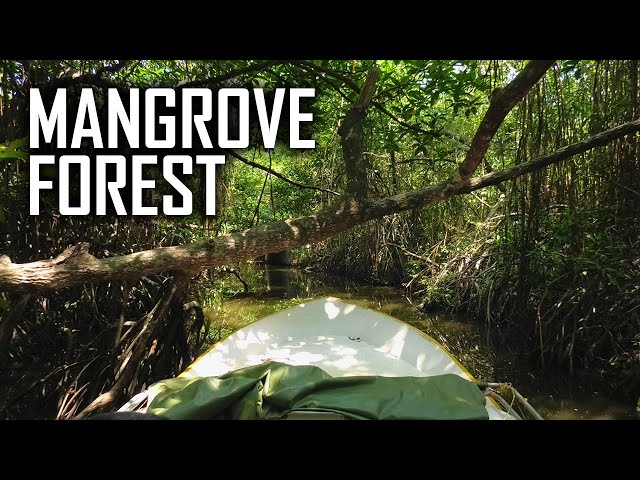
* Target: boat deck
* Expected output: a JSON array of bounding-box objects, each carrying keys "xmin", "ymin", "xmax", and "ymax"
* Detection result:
[{"xmin": 180, "ymin": 297, "xmax": 512, "ymax": 420}]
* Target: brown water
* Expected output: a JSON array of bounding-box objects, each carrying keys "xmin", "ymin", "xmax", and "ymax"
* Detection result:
[{"xmin": 199, "ymin": 263, "xmax": 637, "ymax": 420}]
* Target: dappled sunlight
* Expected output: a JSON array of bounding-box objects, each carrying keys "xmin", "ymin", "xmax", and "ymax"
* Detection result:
[
  {"xmin": 279, "ymin": 339, "xmax": 307, "ymax": 349},
  {"xmin": 245, "ymin": 330, "xmax": 263, "ymax": 344},
  {"xmin": 416, "ymin": 352, "xmax": 426, "ymax": 371},
  {"xmin": 324, "ymin": 301, "xmax": 341, "ymax": 319},
  {"xmin": 190, "ymin": 297, "xmax": 474, "ymax": 380},
  {"xmin": 179, "ymin": 297, "xmax": 512, "ymax": 418},
  {"xmin": 330, "ymin": 346, "xmax": 357, "ymax": 356},
  {"xmin": 257, "ymin": 331, "xmax": 270, "ymax": 342},
  {"xmin": 288, "ymin": 351, "xmax": 326, "ymax": 364},
  {"xmin": 284, "ymin": 219, "xmax": 300, "ymax": 237},
  {"xmin": 325, "ymin": 355, "xmax": 360, "ymax": 371},
  {"xmin": 247, "ymin": 348, "xmax": 291, "ymax": 364},
  {"xmin": 191, "ymin": 298, "xmax": 476, "ymax": 381},
  {"xmin": 222, "ymin": 237, "xmax": 236, "ymax": 247},
  {"xmin": 375, "ymin": 326, "xmax": 408, "ymax": 359},
  {"xmin": 7, "ymin": 60, "xmax": 636, "ymax": 421}
]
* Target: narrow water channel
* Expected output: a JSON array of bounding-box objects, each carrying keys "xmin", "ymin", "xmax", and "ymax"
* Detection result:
[{"xmin": 198, "ymin": 263, "xmax": 637, "ymax": 420}]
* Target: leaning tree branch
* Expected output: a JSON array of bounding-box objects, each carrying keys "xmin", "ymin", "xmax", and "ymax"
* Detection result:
[
  {"xmin": 224, "ymin": 149, "xmax": 339, "ymax": 196},
  {"xmin": 459, "ymin": 118, "xmax": 640, "ymax": 192},
  {"xmin": 456, "ymin": 60, "xmax": 555, "ymax": 180},
  {"xmin": 1, "ymin": 118, "xmax": 637, "ymax": 294}
]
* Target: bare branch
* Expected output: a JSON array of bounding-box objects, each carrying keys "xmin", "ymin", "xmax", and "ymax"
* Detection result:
[
  {"xmin": 367, "ymin": 117, "xmax": 640, "ymax": 216},
  {"xmin": 74, "ymin": 273, "xmax": 189, "ymax": 418},
  {"xmin": 224, "ymin": 149, "xmax": 339, "ymax": 196},
  {"xmin": 386, "ymin": 243, "xmax": 438, "ymax": 266},
  {"xmin": 296, "ymin": 61, "xmax": 360, "ymax": 90},
  {"xmin": 460, "ymin": 117, "xmax": 640, "ymax": 192},
  {"xmin": 373, "ymin": 101, "xmax": 471, "ymax": 146}
]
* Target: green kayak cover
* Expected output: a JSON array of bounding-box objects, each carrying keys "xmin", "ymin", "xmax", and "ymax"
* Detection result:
[{"xmin": 146, "ymin": 361, "xmax": 488, "ymax": 420}]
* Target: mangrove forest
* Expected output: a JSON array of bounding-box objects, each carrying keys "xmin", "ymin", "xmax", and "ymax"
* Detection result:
[{"xmin": 0, "ymin": 59, "xmax": 638, "ymax": 419}]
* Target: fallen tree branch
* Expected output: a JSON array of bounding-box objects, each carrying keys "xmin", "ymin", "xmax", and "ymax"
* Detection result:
[
  {"xmin": 459, "ymin": 118, "xmax": 640, "ymax": 192},
  {"xmin": 1, "ymin": 118, "xmax": 637, "ymax": 294}
]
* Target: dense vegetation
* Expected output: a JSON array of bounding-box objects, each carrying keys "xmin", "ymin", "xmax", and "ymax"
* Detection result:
[{"xmin": 0, "ymin": 60, "xmax": 638, "ymax": 418}]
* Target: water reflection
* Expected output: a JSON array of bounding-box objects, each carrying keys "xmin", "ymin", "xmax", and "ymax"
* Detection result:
[{"xmin": 199, "ymin": 262, "xmax": 636, "ymax": 420}]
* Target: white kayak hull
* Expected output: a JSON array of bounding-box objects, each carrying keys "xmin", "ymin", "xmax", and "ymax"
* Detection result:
[{"xmin": 178, "ymin": 297, "xmax": 512, "ymax": 420}]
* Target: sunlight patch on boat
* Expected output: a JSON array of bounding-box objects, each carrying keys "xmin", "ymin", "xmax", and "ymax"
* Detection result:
[
  {"xmin": 257, "ymin": 331, "xmax": 271, "ymax": 342},
  {"xmin": 277, "ymin": 340, "xmax": 306, "ymax": 349},
  {"xmin": 324, "ymin": 301, "xmax": 341, "ymax": 319},
  {"xmin": 289, "ymin": 351, "xmax": 325, "ymax": 363},
  {"xmin": 325, "ymin": 355, "xmax": 359, "ymax": 370},
  {"xmin": 416, "ymin": 352, "xmax": 426, "ymax": 370},
  {"xmin": 330, "ymin": 346, "xmax": 358, "ymax": 356},
  {"xmin": 343, "ymin": 304, "xmax": 356, "ymax": 314},
  {"xmin": 375, "ymin": 326, "xmax": 407, "ymax": 359}
]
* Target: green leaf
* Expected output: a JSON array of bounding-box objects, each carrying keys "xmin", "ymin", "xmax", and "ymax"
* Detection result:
[
  {"xmin": 403, "ymin": 108, "xmax": 417, "ymax": 120},
  {"xmin": 8, "ymin": 137, "xmax": 28, "ymax": 149},
  {"xmin": 0, "ymin": 150, "xmax": 27, "ymax": 161}
]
